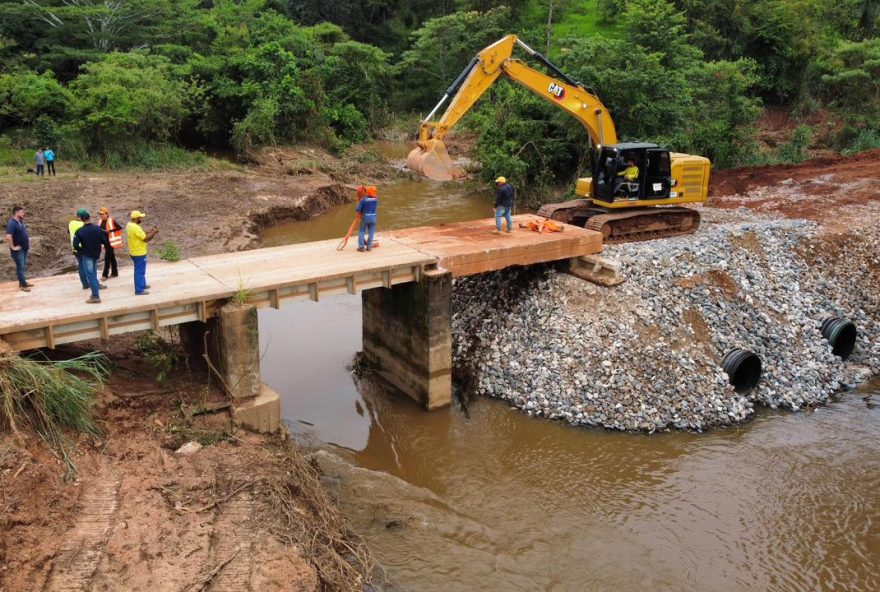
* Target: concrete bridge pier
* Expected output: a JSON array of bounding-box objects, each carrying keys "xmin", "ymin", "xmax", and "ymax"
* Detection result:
[
  {"xmin": 181, "ymin": 303, "xmax": 281, "ymax": 433},
  {"xmin": 362, "ymin": 268, "xmax": 453, "ymax": 409}
]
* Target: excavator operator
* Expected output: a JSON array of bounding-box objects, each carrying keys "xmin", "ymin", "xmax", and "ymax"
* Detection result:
[{"xmin": 615, "ymin": 158, "xmax": 640, "ymax": 198}]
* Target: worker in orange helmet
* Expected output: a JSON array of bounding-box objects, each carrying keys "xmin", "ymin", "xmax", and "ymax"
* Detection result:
[{"xmin": 356, "ymin": 186, "xmax": 378, "ymax": 252}]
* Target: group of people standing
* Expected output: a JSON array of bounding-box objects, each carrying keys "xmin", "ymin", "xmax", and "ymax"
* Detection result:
[
  {"xmin": 5, "ymin": 206, "xmax": 159, "ymax": 303},
  {"xmin": 34, "ymin": 147, "xmax": 57, "ymax": 176}
]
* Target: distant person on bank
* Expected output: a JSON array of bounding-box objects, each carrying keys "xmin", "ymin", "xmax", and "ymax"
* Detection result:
[
  {"xmin": 5, "ymin": 206, "xmax": 32, "ymax": 292},
  {"xmin": 69, "ymin": 208, "xmax": 88, "ymax": 290},
  {"xmin": 356, "ymin": 185, "xmax": 378, "ymax": 252},
  {"xmin": 72, "ymin": 210, "xmax": 110, "ymax": 304},
  {"xmin": 125, "ymin": 210, "xmax": 158, "ymax": 295},
  {"xmin": 44, "ymin": 147, "xmax": 56, "ymax": 176},
  {"xmin": 35, "ymin": 148, "xmax": 45, "ymax": 176},
  {"xmin": 98, "ymin": 207, "xmax": 122, "ymax": 279},
  {"xmin": 493, "ymin": 176, "xmax": 514, "ymax": 234}
]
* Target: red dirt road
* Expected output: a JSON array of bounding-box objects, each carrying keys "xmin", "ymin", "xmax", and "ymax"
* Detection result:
[{"xmin": 709, "ymin": 149, "xmax": 880, "ymax": 225}]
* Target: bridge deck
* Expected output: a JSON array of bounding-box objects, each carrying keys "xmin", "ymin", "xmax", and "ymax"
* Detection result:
[{"xmin": 0, "ymin": 215, "xmax": 601, "ymax": 350}]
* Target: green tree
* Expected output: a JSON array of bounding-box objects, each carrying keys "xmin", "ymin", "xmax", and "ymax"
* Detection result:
[
  {"xmin": 624, "ymin": 0, "xmax": 701, "ymax": 68},
  {"xmin": 394, "ymin": 7, "xmax": 512, "ymax": 111},
  {"xmin": 70, "ymin": 52, "xmax": 189, "ymax": 150},
  {"xmin": 0, "ymin": 70, "xmax": 70, "ymax": 126}
]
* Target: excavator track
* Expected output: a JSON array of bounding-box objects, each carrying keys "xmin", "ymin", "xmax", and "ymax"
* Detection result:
[
  {"xmin": 585, "ymin": 207, "xmax": 701, "ymax": 243},
  {"xmin": 536, "ymin": 199, "xmax": 592, "ymax": 221}
]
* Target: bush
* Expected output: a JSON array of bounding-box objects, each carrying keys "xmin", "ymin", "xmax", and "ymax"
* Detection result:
[
  {"xmin": 842, "ymin": 128, "xmax": 880, "ymax": 155},
  {"xmin": 157, "ymin": 241, "xmax": 182, "ymax": 262},
  {"xmin": 776, "ymin": 125, "xmax": 813, "ymax": 164},
  {"xmin": 70, "ymin": 52, "xmax": 190, "ymax": 151},
  {"xmin": 0, "ymin": 71, "xmax": 71, "ymax": 126},
  {"xmin": 0, "ymin": 349, "xmax": 108, "ymax": 475},
  {"xmin": 135, "ymin": 332, "xmax": 180, "ymax": 383}
]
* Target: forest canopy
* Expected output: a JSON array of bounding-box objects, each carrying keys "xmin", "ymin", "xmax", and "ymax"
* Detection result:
[{"xmin": 0, "ymin": 0, "xmax": 877, "ymax": 189}]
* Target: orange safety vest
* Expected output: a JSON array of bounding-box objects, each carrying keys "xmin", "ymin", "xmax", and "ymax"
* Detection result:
[{"xmin": 104, "ymin": 217, "xmax": 123, "ymax": 249}]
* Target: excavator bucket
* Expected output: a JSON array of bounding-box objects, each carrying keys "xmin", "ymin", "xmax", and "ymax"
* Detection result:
[{"xmin": 406, "ymin": 139, "xmax": 462, "ymax": 180}]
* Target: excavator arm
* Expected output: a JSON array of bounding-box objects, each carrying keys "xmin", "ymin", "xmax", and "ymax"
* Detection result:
[{"xmin": 408, "ymin": 35, "xmax": 618, "ymax": 179}]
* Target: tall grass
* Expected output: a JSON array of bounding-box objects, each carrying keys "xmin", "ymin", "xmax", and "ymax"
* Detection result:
[{"xmin": 0, "ymin": 349, "xmax": 109, "ymax": 475}]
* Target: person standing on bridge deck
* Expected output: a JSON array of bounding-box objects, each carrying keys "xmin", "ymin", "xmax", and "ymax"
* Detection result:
[
  {"xmin": 493, "ymin": 176, "xmax": 514, "ymax": 234},
  {"xmin": 125, "ymin": 210, "xmax": 158, "ymax": 296},
  {"xmin": 69, "ymin": 208, "xmax": 88, "ymax": 290},
  {"xmin": 356, "ymin": 185, "xmax": 378, "ymax": 252},
  {"xmin": 98, "ymin": 207, "xmax": 121, "ymax": 280},
  {"xmin": 72, "ymin": 210, "xmax": 109, "ymax": 304},
  {"xmin": 6, "ymin": 206, "xmax": 32, "ymax": 292}
]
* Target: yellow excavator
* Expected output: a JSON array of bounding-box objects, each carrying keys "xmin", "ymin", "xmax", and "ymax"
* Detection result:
[{"xmin": 406, "ymin": 35, "xmax": 711, "ymax": 242}]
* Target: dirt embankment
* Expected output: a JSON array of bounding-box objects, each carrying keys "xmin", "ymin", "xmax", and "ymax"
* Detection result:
[
  {"xmin": 0, "ymin": 335, "xmax": 373, "ymax": 591},
  {"xmin": 0, "ymin": 144, "xmax": 402, "ymax": 591},
  {"xmin": 708, "ymin": 148, "xmax": 880, "ymax": 231},
  {"xmin": 0, "ymin": 144, "xmax": 404, "ymax": 278}
]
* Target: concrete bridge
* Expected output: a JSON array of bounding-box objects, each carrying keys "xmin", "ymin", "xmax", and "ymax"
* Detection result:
[{"xmin": 0, "ymin": 215, "xmax": 602, "ymax": 431}]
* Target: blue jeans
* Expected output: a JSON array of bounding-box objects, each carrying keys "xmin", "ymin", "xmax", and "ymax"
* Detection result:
[
  {"xmin": 75, "ymin": 253, "xmax": 88, "ymax": 288},
  {"xmin": 495, "ymin": 205, "xmax": 512, "ymax": 231},
  {"xmin": 81, "ymin": 256, "xmax": 101, "ymax": 299},
  {"xmin": 358, "ymin": 220, "xmax": 376, "ymax": 250},
  {"xmin": 9, "ymin": 249, "xmax": 27, "ymax": 286},
  {"xmin": 132, "ymin": 255, "xmax": 147, "ymax": 294}
]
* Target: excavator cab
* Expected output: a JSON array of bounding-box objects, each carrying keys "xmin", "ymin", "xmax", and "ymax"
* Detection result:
[{"xmin": 592, "ymin": 144, "xmax": 673, "ymax": 204}]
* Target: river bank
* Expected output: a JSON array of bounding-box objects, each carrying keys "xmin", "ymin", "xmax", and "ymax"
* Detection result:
[
  {"xmin": 0, "ymin": 144, "xmax": 403, "ymax": 278},
  {"xmin": 0, "ymin": 335, "xmax": 373, "ymax": 591}
]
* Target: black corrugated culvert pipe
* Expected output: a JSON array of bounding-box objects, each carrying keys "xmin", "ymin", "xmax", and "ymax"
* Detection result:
[
  {"xmin": 722, "ymin": 349, "xmax": 762, "ymax": 394},
  {"xmin": 820, "ymin": 317, "xmax": 857, "ymax": 360}
]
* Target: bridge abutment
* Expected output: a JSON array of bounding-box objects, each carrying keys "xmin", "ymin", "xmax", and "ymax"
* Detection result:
[
  {"xmin": 180, "ymin": 303, "xmax": 280, "ymax": 433},
  {"xmin": 362, "ymin": 268, "xmax": 452, "ymax": 409}
]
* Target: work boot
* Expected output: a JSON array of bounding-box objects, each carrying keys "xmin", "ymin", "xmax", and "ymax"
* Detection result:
[
  {"xmin": 99, "ymin": 284, "xmax": 107, "ymax": 289},
  {"xmin": 82, "ymin": 285, "xmax": 89, "ymax": 290},
  {"xmin": 357, "ymin": 247, "xmax": 365, "ymax": 252},
  {"xmin": 86, "ymin": 297, "xmax": 101, "ymax": 304},
  {"xmin": 24, "ymin": 282, "xmax": 34, "ymax": 287},
  {"xmin": 492, "ymin": 229, "xmax": 502, "ymax": 235},
  {"xmin": 135, "ymin": 290, "xmax": 151, "ymax": 296},
  {"xmin": 19, "ymin": 285, "xmax": 31, "ymax": 292}
]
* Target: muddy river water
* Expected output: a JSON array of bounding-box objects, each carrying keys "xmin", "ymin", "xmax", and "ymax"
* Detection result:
[{"xmin": 258, "ymin": 144, "xmax": 880, "ymax": 591}]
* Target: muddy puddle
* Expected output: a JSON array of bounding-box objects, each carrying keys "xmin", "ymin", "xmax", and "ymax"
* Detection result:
[{"xmin": 258, "ymin": 143, "xmax": 880, "ymax": 591}]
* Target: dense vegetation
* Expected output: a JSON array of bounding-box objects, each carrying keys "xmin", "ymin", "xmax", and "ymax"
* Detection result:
[{"xmin": 0, "ymin": 0, "xmax": 877, "ymax": 194}]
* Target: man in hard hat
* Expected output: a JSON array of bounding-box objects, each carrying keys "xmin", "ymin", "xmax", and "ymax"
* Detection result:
[
  {"xmin": 98, "ymin": 207, "xmax": 122, "ymax": 280},
  {"xmin": 356, "ymin": 185, "xmax": 378, "ymax": 252},
  {"xmin": 125, "ymin": 210, "xmax": 158, "ymax": 295},
  {"xmin": 493, "ymin": 176, "xmax": 514, "ymax": 234}
]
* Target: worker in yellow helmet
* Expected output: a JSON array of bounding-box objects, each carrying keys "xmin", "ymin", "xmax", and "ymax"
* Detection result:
[{"xmin": 493, "ymin": 176, "xmax": 514, "ymax": 234}]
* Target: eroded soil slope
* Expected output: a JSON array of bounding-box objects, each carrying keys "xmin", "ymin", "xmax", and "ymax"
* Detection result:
[
  {"xmin": 0, "ymin": 336, "xmax": 371, "ymax": 592},
  {"xmin": 0, "ymin": 145, "xmax": 401, "ymax": 278}
]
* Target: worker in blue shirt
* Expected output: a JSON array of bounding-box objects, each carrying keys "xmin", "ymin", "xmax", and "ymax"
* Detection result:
[
  {"xmin": 72, "ymin": 210, "xmax": 110, "ymax": 303},
  {"xmin": 356, "ymin": 185, "xmax": 379, "ymax": 252},
  {"xmin": 44, "ymin": 147, "xmax": 56, "ymax": 176}
]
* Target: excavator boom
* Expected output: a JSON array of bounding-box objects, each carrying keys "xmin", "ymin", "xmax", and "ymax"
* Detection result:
[{"xmin": 407, "ymin": 35, "xmax": 617, "ymax": 179}]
